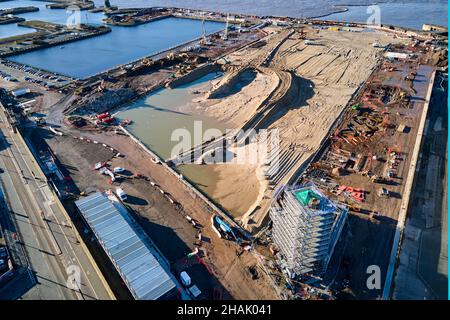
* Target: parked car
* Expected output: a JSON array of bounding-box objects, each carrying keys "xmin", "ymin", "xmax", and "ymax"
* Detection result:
[
  {"xmin": 116, "ymin": 188, "xmax": 127, "ymax": 201},
  {"xmin": 113, "ymin": 167, "xmax": 125, "ymax": 173}
]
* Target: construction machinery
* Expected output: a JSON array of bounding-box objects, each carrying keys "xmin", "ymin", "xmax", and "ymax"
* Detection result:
[
  {"xmin": 200, "ymin": 20, "xmax": 212, "ymax": 46},
  {"xmin": 211, "ymin": 215, "xmax": 242, "ymax": 244}
]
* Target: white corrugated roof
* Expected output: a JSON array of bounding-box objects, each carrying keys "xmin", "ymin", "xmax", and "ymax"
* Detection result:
[{"xmin": 75, "ymin": 192, "xmax": 177, "ymax": 300}]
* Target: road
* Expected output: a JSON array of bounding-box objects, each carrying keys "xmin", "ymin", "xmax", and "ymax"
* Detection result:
[
  {"xmin": 0, "ymin": 106, "xmax": 114, "ymax": 300},
  {"xmin": 392, "ymin": 71, "xmax": 448, "ymax": 300}
]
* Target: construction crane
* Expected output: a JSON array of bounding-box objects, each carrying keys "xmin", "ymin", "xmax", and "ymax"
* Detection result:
[
  {"xmin": 222, "ymin": 14, "xmax": 229, "ymax": 40},
  {"xmin": 202, "ymin": 19, "xmax": 207, "ymax": 44}
]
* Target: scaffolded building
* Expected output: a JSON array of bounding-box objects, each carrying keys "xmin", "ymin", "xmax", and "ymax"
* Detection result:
[{"xmin": 270, "ymin": 183, "xmax": 348, "ymax": 278}]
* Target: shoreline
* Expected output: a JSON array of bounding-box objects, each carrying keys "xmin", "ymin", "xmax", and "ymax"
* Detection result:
[{"xmin": 309, "ymin": 1, "xmax": 447, "ymax": 30}]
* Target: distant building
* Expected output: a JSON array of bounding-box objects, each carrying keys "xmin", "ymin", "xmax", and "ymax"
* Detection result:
[
  {"xmin": 422, "ymin": 24, "xmax": 448, "ymax": 32},
  {"xmin": 270, "ymin": 183, "xmax": 348, "ymax": 278}
]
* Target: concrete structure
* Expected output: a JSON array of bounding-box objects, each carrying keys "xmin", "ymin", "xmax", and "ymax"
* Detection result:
[
  {"xmin": 384, "ymin": 52, "xmax": 409, "ymax": 60},
  {"xmin": 382, "ymin": 70, "xmax": 437, "ymax": 299},
  {"xmin": 422, "ymin": 24, "xmax": 447, "ymax": 32},
  {"xmin": 270, "ymin": 183, "xmax": 348, "ymax": 278},
  {"xmin": 392, "ymin": 71, "xmax": 447, "ymax": 300},
  {"xmin": 0, "ymin": 103, "xmax": 114, "ymax": 300},
  {"xmin": 75, "ymin": 192, "xmax": 183, "ymax": 300},
  {"xmin": 11, "ymin": 88, "xmax": 30, "ymax": 98}
]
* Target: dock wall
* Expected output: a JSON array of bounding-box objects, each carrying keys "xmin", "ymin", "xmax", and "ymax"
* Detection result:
[
  {"xmin": 382, "ymin": 70, "xmax": 436, "ymax": 300},
  {"xmin": 168, "ymin": 63, "xmax": 221, "ymax": 88},
  {"xmin": 118, "ymin": 125, "xmax": 252, "ymax": 240}
]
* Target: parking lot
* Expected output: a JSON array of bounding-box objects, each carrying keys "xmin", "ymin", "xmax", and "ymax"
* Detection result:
[{"xmin": 0, "ymin": 59, "xmax": 72, "ymax": 90}]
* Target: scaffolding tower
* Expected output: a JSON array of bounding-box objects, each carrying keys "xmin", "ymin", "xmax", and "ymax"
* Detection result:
[{"xmin": 270, "ymin": 183, "xmax": 348, "ymax": 278}]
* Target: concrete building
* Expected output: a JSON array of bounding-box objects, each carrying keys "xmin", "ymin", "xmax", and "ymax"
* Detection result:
[
  {"xmin": 270, "ymin": 183, "xmax": 348, "ymax": 278},
  {"xmin": 422, "ymin": 24, "xmax": 447, "ymax": 32}
]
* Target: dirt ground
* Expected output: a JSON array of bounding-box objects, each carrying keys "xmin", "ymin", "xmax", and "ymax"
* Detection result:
[
  {"xmin": 198, "ymin": 70, "xmax": 279, "ymax": 127},
  {"xmin": 44, "ymin": 130, "xmax": 278, "ymax": 300},
  {"xmin": 173, "ymin": 26, "xmax": 408, "ymax": 229},
  {"xmin": 178, "ymin": 163, "xmax": 264, "ymax": 218},
  {"xmin": 305, "ymin": 49, "xmax": 435, "ymax": 299}
]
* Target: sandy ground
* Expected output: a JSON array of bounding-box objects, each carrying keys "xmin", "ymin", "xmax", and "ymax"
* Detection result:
[
  {"xmin": 179, "ymin": 163, "xmax": 264, "ymax": 218},
  {"xmin": 178, "ymin": 27, "xmax": 408, "ymax": 228},
  {"xmin": 197, "ymin": 70, "xmax": 279, "ymax": 127}
]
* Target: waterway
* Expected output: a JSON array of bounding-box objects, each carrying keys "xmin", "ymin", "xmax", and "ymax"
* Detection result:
[
  {"xmin": 1, "ymin": 1, "xmax": 225, "ymax": 78},
  {"xmin": 94, "ymin": 0, "xmax": 448, "ymax": 30},
  {"xmin": 0, "ymin": 0, "xmax": 104, "ymax": 38},
  {"xmin": 0, "ymin": 22, "xmax": 35, "ymax": 38},
  {"xmin": 325, "ymin": 2, "xmax": 448, "ymax": 30},
  {"xmin": 116, "ymin": 71, "xmax": 226, "ymax": 160}
]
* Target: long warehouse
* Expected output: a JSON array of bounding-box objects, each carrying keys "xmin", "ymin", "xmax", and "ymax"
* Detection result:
[{"xmin": 75, "ymin": 191, "xmax": 182, "ymax": 300}]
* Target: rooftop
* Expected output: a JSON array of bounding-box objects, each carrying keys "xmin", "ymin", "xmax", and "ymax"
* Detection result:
[
  {"xmin": 75, "ymin": 192, "xmax": 179, "ymax": 300},
  {"xmin": 289, "ymin": 184, "xmax": 337, "ymax": 215}
]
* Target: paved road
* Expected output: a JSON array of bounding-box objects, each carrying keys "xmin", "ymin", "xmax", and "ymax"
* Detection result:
[
  {"xmin": 0, "ymin": 107, "xmax": 113, "ymax": 300},
  {"xmin": 393, "ymin": 71, "xmax": 448, "ymax": 300}
]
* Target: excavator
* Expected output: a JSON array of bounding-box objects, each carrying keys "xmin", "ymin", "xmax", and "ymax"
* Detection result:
[{"xmin": 211, "ymin": 215, "xmax": 242, "ymax": 244}]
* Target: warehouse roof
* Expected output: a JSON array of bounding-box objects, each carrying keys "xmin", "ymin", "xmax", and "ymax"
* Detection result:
[{"xmin": 75, "ymin": 192, "xmax": 177, "ymax": 300}]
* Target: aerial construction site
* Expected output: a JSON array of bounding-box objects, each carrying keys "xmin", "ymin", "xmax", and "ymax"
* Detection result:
[{"xmin": 0, "ymin": 1, "xmax": 447, "ymax": 301}]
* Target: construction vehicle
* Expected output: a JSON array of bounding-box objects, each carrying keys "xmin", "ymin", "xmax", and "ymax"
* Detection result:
[
  {"xmin": 141, "ymin": 58, "xmax": 152, "ymax": 66},
  {"xmin": 377, "ymin": 187, "xmax": 390, "ymax": 198},
  {"xmin": 101, "ymin": 116, "xmax": 115, "ymax": 124},
  {"xmin": 221, "ymin": 14, "xmax": 230, "ymax": 40},
  {"xmin": 211, "ymin": 215, "xmax": 242, "ymax": 244},
  {"xmin": 97, "ymin": 112, "xmax": 110, "ymax": 120},
  {"xmin": 34, "ymin": 117, "xmax": 46, "ymax": 126},
  {"xmin": 218, "ymin": 57, "xmax": 230, "ymax": 65},
  {"xmin": 200, "ymin": 20, "xmax": 213, "ymax": 46},
  {"xmin": 116, "ymin": 187, "xmax": 127, "ymax": 201},
  {"xmin": 167, "ymin": 52, "xmax": 175, "ymax": 61}
]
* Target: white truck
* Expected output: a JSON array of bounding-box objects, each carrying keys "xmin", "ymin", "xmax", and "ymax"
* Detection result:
[{"xmin": 116, "ymin": 188, "xmax": 127, "ymax": 201}]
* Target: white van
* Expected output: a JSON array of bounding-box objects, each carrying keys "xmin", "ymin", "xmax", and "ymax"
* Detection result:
[
  {"xmin": 116, "ymin": 188, "xmax": 127, "ymax": 201},
  {"xmin": 180, "ymin": 271, "xmax": 191, "ymax": 287}
]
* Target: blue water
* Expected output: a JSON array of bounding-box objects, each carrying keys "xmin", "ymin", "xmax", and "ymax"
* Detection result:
[
  {"xmin": 0, "ymin": 1, "xmax": 103, "ymax": 37},
  {"xmin": 0, "ymin": 0, "xmax": 447, "ymax": 78},
  {"xmin": 326, "ymin": 2, "xmax": 448, "ymax": 30},
  {"xmin": 1, "ymin": 1, "xmax": 223, "ymax": 78},
  {"xmin": 116, "ymin": 71, "xmax": 225, "ymax": 159},
  {"xmin": 0, "ymin": 0, "xmax": 105, "ymax": 25},
  {"xmin": 1, "ymin": 0, "xmax": 448, "ymax": 30},
  {"xmin": 93, "ymin": 0, "xmax": 448, "ymax": 29},
  {"xmin": 8, "ymin": 16, "xmax": 224, "ymax": 78},
  {"xmin": 0, "ymin": 23, "xmax": 35, "ymax": 38}
]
